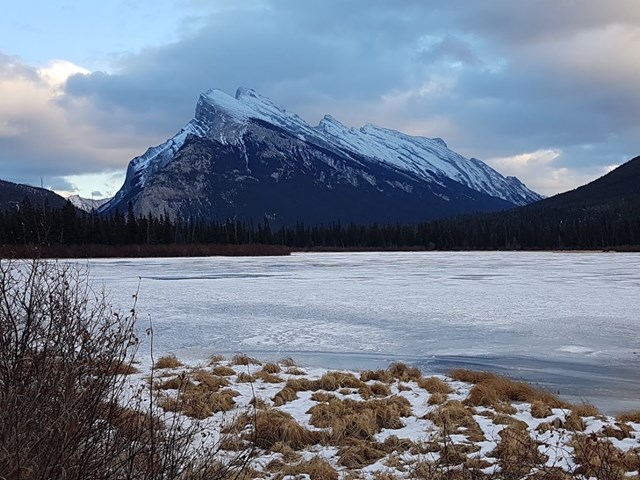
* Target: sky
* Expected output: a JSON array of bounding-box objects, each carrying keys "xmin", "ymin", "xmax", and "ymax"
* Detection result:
[{"xmin": 0, "ymin": 1, "xmax": 638, "ymax": 199}]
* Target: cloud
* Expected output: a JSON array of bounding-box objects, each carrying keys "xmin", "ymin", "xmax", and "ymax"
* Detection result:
[
  {"xmin": 0, "ymin": 53, "xmax": 160, "ymax": 191},
  {"xmin": 2, "ymin": 0, "xmax": 640, "ymax": 197}
]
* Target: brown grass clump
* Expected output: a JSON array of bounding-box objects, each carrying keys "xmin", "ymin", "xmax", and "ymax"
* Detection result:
[
  {"xmin": 280, "ymin": 357, "xmax": 297, "ymax": 367},
  {"xmin": 425, "ymin": 401, "xmax": 485, "ymax": 442},
  {"xmin": 370, "ymin": 382, "xmax": 392, "ymax": 397},
  {"xmin": 231, "ymin": 354, "xmax": 261, "ymax": 366},
  {"xmin": 254, "ymin": 371, "xmax": 283, "ymax": 383},
  {"xmin": 360, "ymin": 369, "xmax": 394, "ymax": 384},
  {"xmin": 311, "ymin": 392, "xmax": 338, "ymax": 403},
  {"xmin": 428, "ymin": 392, "xmax": 448, "ymax": 405},
  {"xmin": 338, "ymin": 440, "xmax": 386, "ymax": 468},
  {"xmin": 261, "ymin": 362, "xmax": 282, "ymax": 374},
  {"xmin": 571, "ymin": 402, "xmax": 602, "ymax": 418},
  {"xmin": 601, "ymin": 423, "xmax": 633, "ymax": 440},
  {"xmin": 270, "ymin": 441, "xmax": 301, "ymax": 463},
  {"xmin": 272, "ymin": 386, "xmax": 298, "ymax": 406},
  {"xmin": 155, "ymin": 354, "xmax": 182, "ymax": 369},
  {"xmin": 276, "ymin": 456, "xmax": 339, "ymax": 480},
  {"xmin": 493, "ymin": 414, "xmax": 528, "ymax": 430},
  {"xmin": 285, "ymin": 367, "xmax": 307, "ymax": 375},
  {"xmin": 449, "ymin": 369, "xmax": 498, "ymax": 384},
  {"xmin": 417, "ymin": 376, "xmax": 453, "ymax": 394},
  {"xmin": 210, "ymin": 365, "xmax": 236, "ymax": 376},
  {"xmin": 249, "ymin": 396, "xmax": 268, "ymax": 410},
  {"xmin": 191, "ymin": 370, "xmax": 230, "ymax": 390},
  {"xmin": 159, "ymin": 388, "xmax": 239, "ymax": 419},
  {"xmin": 317, "ymin": 371, "xmax": 366, "ymax": 390},
  {"xmin": 491, "ymin": 426, "xmax": 547, "ymax": 479},
  {"xmin": 617, "ymin": 410, "xmax": 640, "ymax": 423},
  {"xmin": 157, "ymin": 374, "xmax": 193, "ymax": 391},
  {"xmin": 531, "ymin": 399, "xmax": 553, "ymax": 418},
  {"xmin": 236, "ymin": 372, "xmax": 255, "ymax": 383},
  {"xmin": 208, "ymin": 354, "xmax": 225, "ymax": 364},
  {"xmin": 250, "ymin": 409, "xmax": 318, "ymax": 450},
  {"xmin": 388, "ymin": 362, "xmax": 422, "ymax": 382},
  {"xmin": 571, "ymin": 434, "xmax": 630, "ymax": 479},
  {"xmin": 309, "ymin": 396, "xmax": 412, "ymax": 443},
  {"xmin": 460, "ymin": 371, "xmax": 568, "ymax": 413}
]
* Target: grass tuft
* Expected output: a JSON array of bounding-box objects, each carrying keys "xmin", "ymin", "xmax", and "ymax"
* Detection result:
[
  {"xmin": 388, "ymin": 362, "xmax": 422, "ymax": 382},
  {"xmin": 417, "ymin": 376, "xmax": 453, "ymax": 394},
  {"xmin": 210, "ymin": 365, "xmax": 236, "ymax": 376},
  {"xmin": 261, "ymin": 362, "xmax": 282, "ymax": 374},
  {"xmin": 155, "ymin": 354, "xmax": 182, "ymax": 369},
  {"xmin": 231, "ymin": 354, "xmax": 261, "ymax": 366}
]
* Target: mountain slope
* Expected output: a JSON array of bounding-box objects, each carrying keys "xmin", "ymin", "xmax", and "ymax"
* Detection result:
[
  {"xmin": 67, "ymin": 195, "xmax": 111, "ymax": 212},
  {"xmin": 101, "ymin": 87, "xmax": 542, "ymax": 225},
  {"xmin": 0, "ymin": 179, "xmax": 69, "ymax": 211},
  {"xmin": 424, "ymin": 155, "xmax": 640, "ymax": 249}
]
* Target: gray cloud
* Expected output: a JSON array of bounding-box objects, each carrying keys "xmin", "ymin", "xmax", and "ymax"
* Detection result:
[{"xmin": 2, "ymin": 0, "xmax": 640, "ymax": 196}]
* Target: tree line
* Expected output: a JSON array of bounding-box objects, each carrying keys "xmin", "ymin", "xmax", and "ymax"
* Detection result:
[{"xmin": 1, "ymin": 196, "xmax": 639, "ymax": 251}]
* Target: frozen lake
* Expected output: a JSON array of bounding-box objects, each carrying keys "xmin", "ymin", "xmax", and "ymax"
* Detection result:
[{"xmin": 86, "ymin": 252, "xmax": 640, "ymax": 413}]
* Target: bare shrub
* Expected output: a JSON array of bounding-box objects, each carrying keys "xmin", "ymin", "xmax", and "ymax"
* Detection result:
[{"xmin": 0, "ymin": 259, "xmax": 252, "ymax": 480}]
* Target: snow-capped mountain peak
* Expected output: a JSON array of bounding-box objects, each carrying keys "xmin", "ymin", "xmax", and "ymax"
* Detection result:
[{"xmin": 100, "ymin": 86, "xmax": 542, "ymax": 220}]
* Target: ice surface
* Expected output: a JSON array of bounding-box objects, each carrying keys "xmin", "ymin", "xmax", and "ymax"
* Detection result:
[{"xmin": 84, "ymin": 252, "xmax": 640, "ymax": 413}]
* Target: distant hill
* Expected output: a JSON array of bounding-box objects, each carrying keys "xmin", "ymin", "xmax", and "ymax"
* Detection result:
[
  {"xmin": 0, "ymin": 179, "xmax": 69, "ymax": 211},
  {"xmin": 425, "ymin": 155, "xmax": 640, "ymax": 249},
  {"xmin": 529, "ymin": 156, "xmax": 640, "ymax": 208}
]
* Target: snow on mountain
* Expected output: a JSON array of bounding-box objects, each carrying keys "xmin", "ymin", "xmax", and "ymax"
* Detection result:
[
  {"xmin": 100, "ymin": 87, "xmax": 542, "ymax": 221},
  {"xmin": 67, "ymin": 195, "xmax": 111, "ymax": 212}
]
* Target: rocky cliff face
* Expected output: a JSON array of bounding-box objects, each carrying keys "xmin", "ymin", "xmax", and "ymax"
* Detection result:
[{"xmin": 100, "ymin": 87, "xmax": 542, "ymax": 225}]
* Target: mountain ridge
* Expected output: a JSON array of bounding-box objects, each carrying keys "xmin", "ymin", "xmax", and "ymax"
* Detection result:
[{"xmin": 100, "ymin": 87, "xmax": 542, "ymax": 225}]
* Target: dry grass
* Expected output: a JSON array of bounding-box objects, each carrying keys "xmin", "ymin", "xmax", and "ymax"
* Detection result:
[
  {"xmin": 360, "ymin": 369, "xmax": 394, "ymax": 384},
  {"xmin": 159, "ymin": 388, "xmax": 239, "ymax": 419},
  {"xmin": 210, "ymin": 365, "xmax": 236, "ymax": 376},
  {"xmin": 448, "ymin": 369, "xmax": 498, "ymax": 384},
  {"xmin": 601, "ymin": 423, "xmax": 633, "ymax": 440},
  {"xmin": 309, "ymin": 396, "xmax": 412, "ymax": 444},
  {"xmin": 571, "ymin": 434, "xmax": 631, "ymax": 479},
  {"xmin": 280, "ymin": 357, "xmax": 297, "ymax": 367},
  {"xmin": 310, "ymin": 392, "xmax": 338, "ymax": 403},
  {"xmin": 428, "ymin": 392, "xmax": 448, "ymax": 405},
  {"xmin": 387, "ymin": 362, "xmax": 422, "ymax": 382},
  {"xmin": 249, "ymin": 409, "xmax": 319, "ymax": 450},
  {"xmin": 455, "ymin": 370, "xmax": 569, "ymax": 414},
  {"xmin": 231, "ymin": 354, "xmax": 261, "ymax": 366},
  {"xmin": 617, "ymin": 410, "xmax": 640, "ymax": 423},
  {"xmin": 491, "ymin": 426, "xmax": 547, "ymax": 479},
  {"xmin": 531, "ymin": 399, "xmax": 553, "ymax": 418},
  {"xmin": 285, "ymin": 367, "xmax": 307, "ymax": 375},
  {"xmin": 275, "ymin": 456, "xmax": 339, "ymax": 480},
  {"xmin": 155, "ymin": 354, "xmax": 182, "ymax": 369},
  {"xmin": 417, "ymin": 376, "xmax": 453, "ymax": 394},
  {"xmin": 272, "ymin": 386, "xmax": 298, "ymax": 406},
  {"xmin": 493, "ymin": 413, "xmax": 528, "ymax": 430},
  {"xmin": 571, "ymin": 402, "xmax": 602, "ymax": 418},
  {"xmin": 338, "ymin": 440, "xmax": 387, "ymax": 468},
  {"xmin": 235, "ymin": 372, "xmax": 255, "ymax": 383},
  {"xmin": 425, "ymin": 401, "xmax": 485, "ymax": 442},
  {"xmin": 254, "ymin": 371, "xmax": 283, "ymax": 383},
  {"xmin": 261, "ymin": 362, "xmax": 282, "ymax": 374},
  {"xmin": 192, "ymin": 370, "xmax": 231, "ymax": 390},
  {"xmin": 208, "ymin": 354, "xmax": 225, "ymax": 364}
]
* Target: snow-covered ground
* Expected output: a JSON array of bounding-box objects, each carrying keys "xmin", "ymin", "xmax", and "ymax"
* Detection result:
[{"xmin": 85, "ymin": 252, "xmax": 640, "ymax": 413}]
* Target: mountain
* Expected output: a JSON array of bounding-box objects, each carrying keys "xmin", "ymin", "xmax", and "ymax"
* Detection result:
[
  {"xmin": 0, "ymin": 179, "xmax": 69, "ymax": 211},
  {"xmin": 67, "ymin": 195, "xmax": 111, "ymax": 212},
  {"xmin": 423, "ymin": 155, "xmax": 640, "ymax": 249},
  {"xmin": 100, "ymin": 87, "xmax": 542, "ymax": 225}
]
